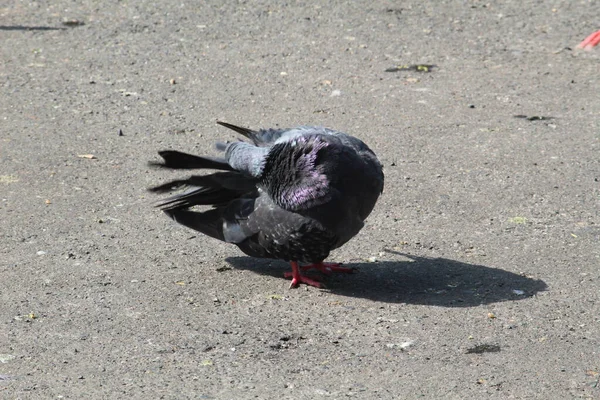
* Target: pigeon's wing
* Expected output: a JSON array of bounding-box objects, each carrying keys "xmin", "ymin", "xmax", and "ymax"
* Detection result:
[
  {"xmin": 150, "ymin": 150, "xmax": 234, "ymax": 171},
  {"xmin": 164, "ymin": 196, "xmax": 256, "ymax": 245},
  {"xmin": 163, "ymin": 191, "xmax": 337, "ymax": 263},
  {"xmin": 237, "ymin": 194, "xmax": 338, "ymax": 263},
  {"xmin": 327, "ymin": 131, "xmax": 383, "ymax": 179},
  {"xmin": 149, "ymin": 171, "xmax": 257, "ymax": 211},
  {"xmin": 336, "ymin": 133, "xmax": 384, "ymax": 218}
]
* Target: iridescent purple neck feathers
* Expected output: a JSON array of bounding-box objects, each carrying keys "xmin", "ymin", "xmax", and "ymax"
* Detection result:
[{"xmin": 261, "ymin": 135, "xmax": 333, "ymax": 211}]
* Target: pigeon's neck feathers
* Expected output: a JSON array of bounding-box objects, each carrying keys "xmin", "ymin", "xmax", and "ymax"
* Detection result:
[
  {"xmin": 224, "ymin": 142, "xmax": 269, "ymax": 178},
  {"xmin": 261, "ymin": 134, "xmax": 334, "ymax": 211}
]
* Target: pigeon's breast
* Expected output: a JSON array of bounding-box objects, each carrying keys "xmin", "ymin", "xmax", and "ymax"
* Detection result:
[{"xmin": 258, "ymin": 218, "xmax": 337, "ymax": 263}]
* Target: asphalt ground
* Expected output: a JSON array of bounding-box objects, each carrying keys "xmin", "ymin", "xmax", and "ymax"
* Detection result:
[{"xmin": 1, "ymin": 1, "xmax": 599, "ymax": 398}]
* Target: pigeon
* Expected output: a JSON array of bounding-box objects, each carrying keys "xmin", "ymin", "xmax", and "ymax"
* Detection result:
[{"xmin": 149, "ymin": 121, "xmax": 384, "ymax": 288}]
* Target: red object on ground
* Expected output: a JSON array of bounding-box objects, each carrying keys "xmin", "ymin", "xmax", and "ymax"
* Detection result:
[{"xmin": 577, "ymin": 30, "xmax": 600, "ymax": 50}]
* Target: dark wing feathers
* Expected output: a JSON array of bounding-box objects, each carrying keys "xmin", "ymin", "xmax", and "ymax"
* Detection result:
[
  {"xmin": 149, "ymin": 172, "xmax": 256, "ymax": 211},
  {"xmin": 164, "ymin": 208, "xmax": 225, "ymax": 242},
  {"xmin": 150, "ymin": 150, "xmax": 234, "ymax": 171},
  {"xmin": 239, "ymin": 196, "xmax": 337, "ymax": 262}
]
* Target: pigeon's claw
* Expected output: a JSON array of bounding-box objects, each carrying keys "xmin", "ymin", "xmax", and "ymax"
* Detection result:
[
  {"xmin": 285, "ymin": 261, "xmax": 324, "ymax": 288},
  {"xmin": 300, "ymin": 262, "xmax": 355, "ymax": 275}
]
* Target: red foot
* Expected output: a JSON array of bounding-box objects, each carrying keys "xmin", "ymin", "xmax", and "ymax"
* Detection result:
[
  {"xmin": 300, "ymin": 262, "xmax": 355, "ymax": 275},
  {"xmin": 284, "ymin": 261, "xmax": 323, "ymax": 288},
  {"xmin": 577, "ymin": 30, "xmax": 600, "ymax": 50}
]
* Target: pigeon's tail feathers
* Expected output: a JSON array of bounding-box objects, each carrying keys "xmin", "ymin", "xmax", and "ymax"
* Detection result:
[
  {"xmin": 164, "ymin": 209, "xmax": 225, "ymax": 242},
  {"xmin": 152, "ymin": 186, "xmax": 226, "ymax": 211},
  {"xmin": 148, "ymin": 179, "xmax": 194, "ymax": 194},
  {"xmin": 217, "ymin": 121, "xmax": 287, "ymax": 146},
  {"xmin": 217, "ymin": 121, "xmax": 257, "ymax": 140},
  {"xmin": 148, "ymin": 172, "xmax": 255, "ymax": 194},
  {"xmin": 163, "ymin": 198, "xmax": 256, "ymax": 245},
  {"xmin": 150, "ymin": 150, "xmax": 234, "ymax": 171},
  {"xmin": 150, "ymin": 172, "xmax": 257, "ymax": 211}
]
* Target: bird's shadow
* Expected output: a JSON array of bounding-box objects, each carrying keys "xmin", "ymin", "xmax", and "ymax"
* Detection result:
[{"xmin": 226, "ymin": 252, "xmax": 547, "ymax": 307}]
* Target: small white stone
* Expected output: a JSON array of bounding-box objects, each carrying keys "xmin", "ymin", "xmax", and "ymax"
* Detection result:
[
  {"xmin": 399, "ymin": 340, "xmax": 414, "ymax": 349},
  {"xmin": 0, "ymin": 354, "xmax": 16, "ymax": 363}
]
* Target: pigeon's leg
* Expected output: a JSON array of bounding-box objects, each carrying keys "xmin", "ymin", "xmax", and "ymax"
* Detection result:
[
  {"xmin": 284, "ymin": 261, "xmax": 323, "ymax": 288},
  {"xmin": 300, "ymin": 262, "xmax": 355, "ymax": 275},
  {"xmin": 577, "ymin": 30, "xmax": 600, "ymax": 50}
]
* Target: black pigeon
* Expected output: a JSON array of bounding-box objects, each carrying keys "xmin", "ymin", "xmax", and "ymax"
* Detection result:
[{"xmin": 149, "ymin": 121, "xmax": 384, "ymax": 288}]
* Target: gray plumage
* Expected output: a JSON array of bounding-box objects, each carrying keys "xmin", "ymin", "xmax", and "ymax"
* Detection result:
[{"xmin": 149, "ymin": 121, "xmax": 384, "ymax": 285}]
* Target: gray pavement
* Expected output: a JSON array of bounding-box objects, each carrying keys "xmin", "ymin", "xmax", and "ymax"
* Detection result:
[{"xmin": 1, "ymin": 1, "xmax": 599, "ymax": 398}]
